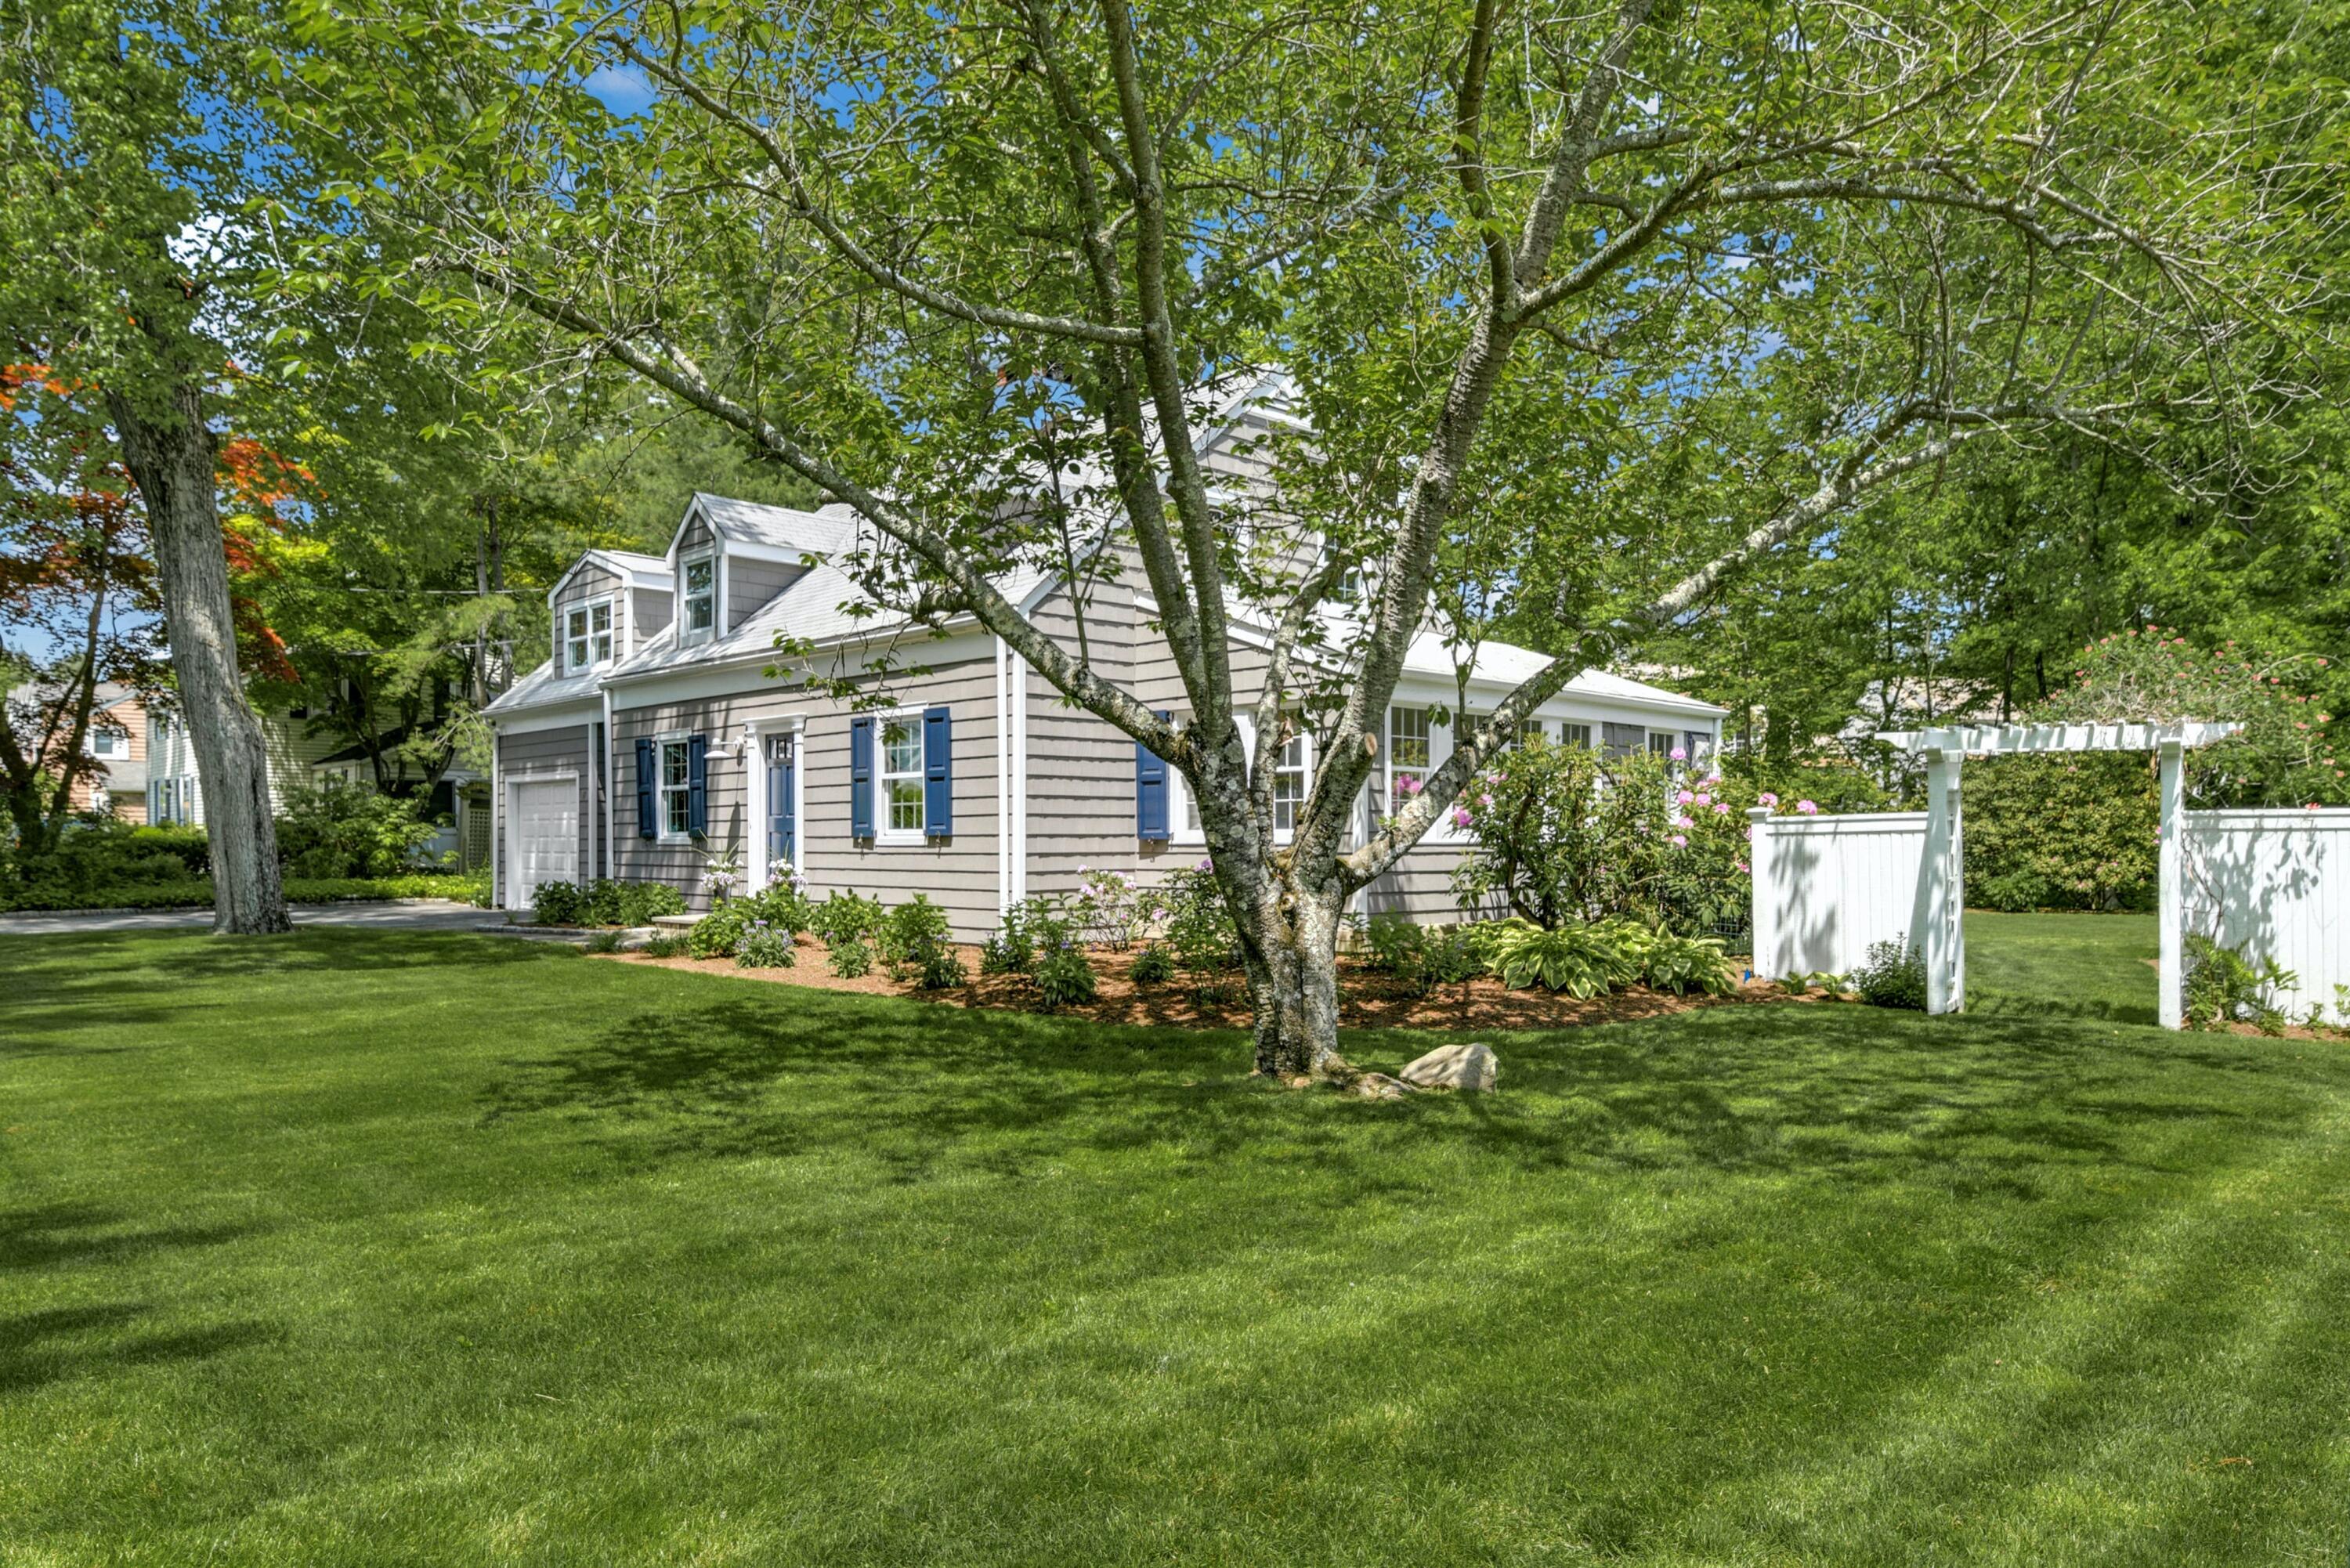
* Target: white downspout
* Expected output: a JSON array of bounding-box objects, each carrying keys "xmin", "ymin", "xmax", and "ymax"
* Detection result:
[{"xmin": 994, "ymin": 638, "xmax": 1012, "ymax": 912}]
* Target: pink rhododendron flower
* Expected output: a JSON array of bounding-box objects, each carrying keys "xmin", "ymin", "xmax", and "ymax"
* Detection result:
[
  {"xmin": 1676, "ymin": 789, "xmax": 1695, "ymax": 804},
  {"xmin": 1796, "ymin": 799, "xmax": 1819, "ymax": 815},
  {"xmin": 1668, "ymin": 833, "xmax": 1687, "ymax": 847},
  {"xmin": 1451, "ymin": 807, "xmax": 1473, "ymax": 829},
  {"xmin": 1758, "ymin": 791, "xmax": 1779, "ymax": 807},
  {"xmin": 1734, "ymin": 858, "xmax": 1749, "ymax": 873},
  {"xmin": 1714, "ymin": 802, "xmax": 1730, "ymax": 815},
  {"xmin": 1674, "ymin": 815, "xmax": 1694, "ymax": 829},
  {"xmin": 1477, "ymin": 793, "xmax": 1492, "ymax": 809},
  {"xmin": 1195, "ymin": 858, "xmax": 1213, "ymax": 872},
  {"xmin": 1669, "ymin": 746, "xmax": 1687, "ymax": 761},
  {"xmin": 1694, "ymin": 791, "xmax": 1712, "ymax": 806}
]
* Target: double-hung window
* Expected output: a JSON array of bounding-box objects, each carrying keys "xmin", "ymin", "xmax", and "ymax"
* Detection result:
[
  {"xmin": 880, "ymin": 716, "xmax": 925, "ymax": 838},
  {"xmin": 682, "ymin": 554, "xmax": 717, "ymax": 641},
  {"xmin": 1562, "ymin": 721, "xmax": 1593, "ymax": 749},
  {"xmin": 1386, "ymin": 706, "xmax": 1431, "ymax": 818},
  {"xmin": 1271, "ymin": 729, "xmax": 1308, "ymax": 836},
  {"xmin": 660, "ymin": 738, "xmax": 692, "ymax": 839},
  {"xmin": 565, "ymin": 598, "xmax": 614, "ymax": 674},
  {"xmin": 86, "ymin": 727, "xmax": 124, "ymax": 758},
  {"xmin": 1169, "ymin": 713, "xmax": 1311, "ymax": 844}
]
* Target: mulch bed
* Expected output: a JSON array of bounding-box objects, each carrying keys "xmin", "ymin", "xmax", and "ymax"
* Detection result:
[{"xmin": 595, "ymin": 938, "xmax": 1797, "ymax": 1031}]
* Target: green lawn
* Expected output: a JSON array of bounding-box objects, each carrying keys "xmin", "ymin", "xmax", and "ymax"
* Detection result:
[{"xmin": 5, "ymin": 917, "xmax": 2348, "ymax": 1565}]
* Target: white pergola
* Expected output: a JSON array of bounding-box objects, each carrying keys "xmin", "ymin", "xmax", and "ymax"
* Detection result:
[{"xmin": 1873, "ymin": 721, "xmax": 2243, "ymax": 1024}]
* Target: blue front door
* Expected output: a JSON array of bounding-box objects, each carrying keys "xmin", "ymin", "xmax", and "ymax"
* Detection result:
[{"xmin": 766, "ymin": 735, "xmax": 796, "ymax": 871}]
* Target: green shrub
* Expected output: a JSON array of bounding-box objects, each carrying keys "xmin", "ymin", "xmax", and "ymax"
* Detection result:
[
  {"xmin": 582, "ymin": 928, "xmax": 624, "ymax": 954},
  {"xmin": 1363, "ymin": 912, "xmax": 1426, "ymax": 976},
  {"xmin": 1482, "ymin": 918, "xmax": 1640, "ymax": 996},
  {"xmin": 1420, "ymin": 926, "xmax": 1486, "ymax": 992},
  {"xmin": 532, "ymin": 880, "xmax": 586, "ymax": 926},
  {"xmin": 1032, "ymin": 943, "xmax": 1097, "ymax": 1009},
  {"xmin": 275, "ymin": 783, "xmax": 441, "ymax": 879},
  {"xmin": 1640, "ymin": 930, "xmax": 1737, "ymax": 995},
  {"xmin": 1852, "ymin": 941, "xmax": 1928, "ymax": 1010},
  {"xmin": 583, "ymin": 878, "xmax": 687, "ymax": 926},
  {"xmin": 1126, "ymin": 944, "xmax": 1176, "ymax": 986},
  {"xmin": 826, "ymin": 937, "xmax": 873, "ymax": 978},
  {"xmin": 980, "ymin": 898, "xmax": 1043, "ymax": 974},
  {"xmin": 643, "ymin": 934, "xmax": 692, "ymax": 959},
  {"xmin": 1964, "ymin": 753, "xmax": 2158, "ymax": 912},
  {"xmin": 735, "ymin": 923, "xmax": 796, "ymax": 969},
  {"xmin": 686, "ymin": 885, "xmax": 808, "ymax": 958},
  {"xmin": 1162, "ymin": 864, "xmax": 1238, "ymax": 999},
  {"xmin": 809, "ymin": 889, "xmax": 884, "ymax": 948},
  {"xmin": 2182, "ymin": 934, "xmax": 2295, "ymax": 1033},
  {"xmin": 879, "ymin": 894, "xmax": 964, "ymax": 988},
  {"xmin": 127, "ymin": 825, "xmax": 210, "ymax": 877}
]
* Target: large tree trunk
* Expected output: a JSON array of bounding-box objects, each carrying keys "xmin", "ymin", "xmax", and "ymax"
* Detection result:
[
  {"xmin": 1238, "ymin": 867, "xmax": 1347, "ymax": 1078},
  {"xmin": 107, "ymin": 381, "xmax": 290, "ymax": 936}
]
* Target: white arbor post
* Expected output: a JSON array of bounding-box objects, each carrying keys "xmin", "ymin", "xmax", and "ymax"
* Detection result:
[
  {"xmin": 2157, "ymin": 738, "xmax": 2186, "ymax": 1030},
  {"xmin": 1917, "ymin": 746, "xmax": 1965, "ymax": 1013},
  {"xmin": 1746, "ymin": 806, "xmax": 1776, "ymax": 981}
]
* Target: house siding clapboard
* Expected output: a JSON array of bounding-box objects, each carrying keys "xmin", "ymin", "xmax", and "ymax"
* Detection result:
[{"xmin": 607, "ymin": 649, "xmax": 1005, "ymax": 934}]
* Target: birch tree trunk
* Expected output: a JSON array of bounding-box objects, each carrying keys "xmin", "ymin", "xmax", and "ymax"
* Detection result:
[
  {"xmin": 107, "ymin": 379, "xmax": 291, "ymax": 936},
  {"xmin": 1237, "ymin": 865, "xmax": 1349, "ymax": 1078}
]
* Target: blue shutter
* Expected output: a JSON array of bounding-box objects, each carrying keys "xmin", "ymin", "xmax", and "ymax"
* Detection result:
[
  {"xmin": 923, "ymin": 706, "xmax": 953, "ymax": 836},
  {"xmin": 768, "ymin": 754, "xmax": 795, "ymax": 869},
  {"xmin": 686, "ymin": 734, "xmax": 708, "ymax": 836},
  {"xmin": 849, "ymin": 716, "xmax": 874, "ymax": 838},
  {"xmin": 1136, "ymin": 710, "xmax": 1170, "ymax": 841},
  {"xmin": 634, "ymin": 738, "xmax": 656, "ymax": 839}
]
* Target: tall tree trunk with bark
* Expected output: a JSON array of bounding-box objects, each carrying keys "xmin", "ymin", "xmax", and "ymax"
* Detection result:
[
  {"xmin": 107, "ymin": 379, "xmax": 290, "ymax": 935},
  {"xmin": 1239, "ymin": 869, "xmax": 1349, "ymax": 1078}
]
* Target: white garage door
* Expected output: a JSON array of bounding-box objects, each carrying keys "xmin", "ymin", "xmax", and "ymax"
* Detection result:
[{"xmin": 511, "ymin": 779, "xmax": 580, "ymax": 909}]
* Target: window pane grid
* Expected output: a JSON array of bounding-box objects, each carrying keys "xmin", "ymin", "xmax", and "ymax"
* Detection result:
[{"xmin": 880, "ymin": 719, "xmax": 925, "ymax": 834}]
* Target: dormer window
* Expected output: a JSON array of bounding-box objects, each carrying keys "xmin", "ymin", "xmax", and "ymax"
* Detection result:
[
  {"xmin": 682, "ymin": 554, "xmax": 716, "ymax": 641},
  {"xmin": 565, "ymin": 598, "xmax": 614, "ymax": 674}
]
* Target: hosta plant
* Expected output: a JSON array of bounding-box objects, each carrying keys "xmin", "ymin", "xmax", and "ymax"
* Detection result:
[{"xmin": 1482, "ymin": 919, "xmax": 1639, "ymax": 998}]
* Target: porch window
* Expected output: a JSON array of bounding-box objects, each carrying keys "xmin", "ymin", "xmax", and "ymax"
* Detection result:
[
  {"xmin": 1563, "ymin": 721, "xmax": 1593, "ymax": 748},
  {"xmin": 1271, "ymin": 730, "xmax": 1308, "ymax": 836}
]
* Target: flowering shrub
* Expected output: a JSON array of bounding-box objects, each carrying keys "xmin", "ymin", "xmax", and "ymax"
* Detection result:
[
  {"xmin": 1452, "ymin": 738, "xmax": 1755, "ymax": 935},
  {"xmin": 1070, "ymin": 865, "xmax": 1157, "ymax": 948},
  {"xmin": 2035, "ymin": 626, "xmax": 2343, "ymax": 807},
  {"xmin": 735, "ymin": 921, "xmax": 794, "ymax": 968}
]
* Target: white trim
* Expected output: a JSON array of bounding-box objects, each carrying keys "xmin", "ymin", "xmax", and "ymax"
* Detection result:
[
  {"xmin": 491, "ymin": 704, "xmax": 601, "ymax": 738},
  {"xmin": 562, "ymin": 593, "xmax": 618, "ymax": 677},
  {"xmin": 652, "ymin": 732, "xmax": 695, "ymax": 844},
  {"xmin": 1010, "ymin": 650, "xmax": 1029, "ymax": 901},
  {"xmin": 1168, "ymin": 712, "xmax": 1312, "ymax": 847},
  {"xmin": 504, "ymin": 766, "xmax": 581, "ymax": 912},
  {"xmin": 678, "ymin": 551, "xmax": 719, "ymax": 646},
  {"xmin": 744, "ymin": 714, "xmax": 808, "ymax": 894},
  {"xmin": 995, "ymin": 638, "xmax": 1013, "ymax": 912},
  {"xmin": 1878, "ymin": 721, "xmax": 2243, "ymax": 755}
]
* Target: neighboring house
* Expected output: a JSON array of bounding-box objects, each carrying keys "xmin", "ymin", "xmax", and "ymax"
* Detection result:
[
  {"xmin": 9, "ymin": 681, "xmax": 156, "ymax": 822},
  {"xmin": 483, "ymin": 401, "xmax": 1729, "ymax": 932},
  {"xmin": 149, "ymin": 706, "xmax": 486, "ymax": 865}
]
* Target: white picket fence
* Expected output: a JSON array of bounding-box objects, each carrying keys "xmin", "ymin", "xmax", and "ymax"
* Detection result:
[
  {"xmin": 2179, "ymin": 807, "xmax": 2350, "ymax": 1025},
  {"xmin": 1747, "ymin": 811, "xmax": 1930, "ymax": 982}
]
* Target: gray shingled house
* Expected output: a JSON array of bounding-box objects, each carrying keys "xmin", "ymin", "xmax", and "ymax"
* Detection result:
[{"xmin": 484, "ymin": 406, "xmax": 1726, "ymax": 937}]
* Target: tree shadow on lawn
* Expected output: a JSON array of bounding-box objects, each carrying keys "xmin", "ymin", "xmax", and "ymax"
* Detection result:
[
  {"xmin": 476, "ymin": 988, "xmax": 2310, "ymax": 1199},
  {"xmin": 0, "ymin": 1203, "xmax": 281, "ymax": 1396}
]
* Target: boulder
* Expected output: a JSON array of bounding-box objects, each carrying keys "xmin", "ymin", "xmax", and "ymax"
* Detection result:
[
  {"xmin": 1347, "ymin": 1071, "xmax": 1414, "ymax": 1101},
  {"xmin": 1397, "ymin": 1042, "xmax": 1499, "ymax": 1092}
]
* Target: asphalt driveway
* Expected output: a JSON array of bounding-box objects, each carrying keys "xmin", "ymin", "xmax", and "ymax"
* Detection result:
[{"xmin": 0, "ymin": 899, "xmax": 508, "ymax": 937}]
